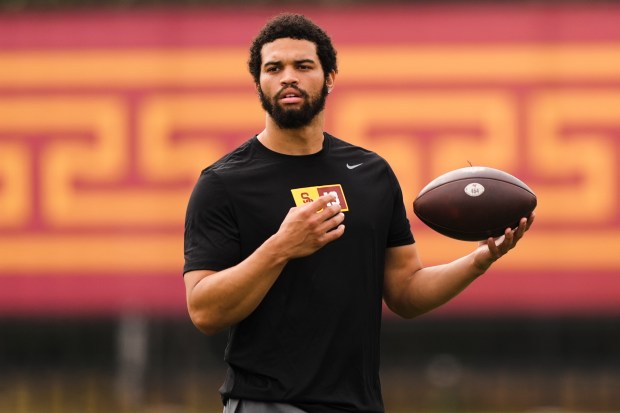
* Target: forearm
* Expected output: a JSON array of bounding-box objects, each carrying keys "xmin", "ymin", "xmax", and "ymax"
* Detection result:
[
  {"xmin": 386, "ymin": 245, "xmax": 494, "ymax": 319},
  {"xmin": 186, "ymin": 235, "xmax": 289, "ymax": 335},
  {"xmin": 385, "ymin": 216, "xmax": 533, "ymax": 319},
  {"xmin": 403, "ymin": 252, "xmax": 488, "ymax": 317}
]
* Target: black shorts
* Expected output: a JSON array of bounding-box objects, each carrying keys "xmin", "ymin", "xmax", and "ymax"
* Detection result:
[{"xmin": 223, "ymin": 398, "xmax": 308, "ymax": 413}]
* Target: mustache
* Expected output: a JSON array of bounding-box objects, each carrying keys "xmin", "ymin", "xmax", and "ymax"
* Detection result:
[{"xmin": 276, "ymin": 84, "xmax": 309, "ymax": 99}]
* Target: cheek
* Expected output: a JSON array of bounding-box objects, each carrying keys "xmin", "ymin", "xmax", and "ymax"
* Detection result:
[
  {"xmin": 256, "ymin": 82, "xmax": 268, "ymax": 98},
  {"xmin": 259, "ymin": 79, "xmax": 278, "ymax": 98}
]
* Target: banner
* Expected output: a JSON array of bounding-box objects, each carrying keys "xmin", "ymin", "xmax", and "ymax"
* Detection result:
[{"xmin": 1, "ymin": 4, "xmax": 619, "ymax": 316}]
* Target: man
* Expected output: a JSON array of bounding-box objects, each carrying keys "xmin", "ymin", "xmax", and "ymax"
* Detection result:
[{"xmin": 183, "ymin": 13, "xmax": 534, "ymax": 413}]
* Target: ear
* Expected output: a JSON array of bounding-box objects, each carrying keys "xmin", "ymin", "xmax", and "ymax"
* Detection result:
[{"xmin": 326, "ymin": 70, "xmax": 336, "ymax": 94}]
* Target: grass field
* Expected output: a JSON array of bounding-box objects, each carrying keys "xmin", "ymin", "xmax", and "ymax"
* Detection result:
[
  {"xmin": 1, "ymin": 367, "xmax": 619, "ymax": 413},
  {"xmin": 2, "ymin": 317, "xmax": 619, "ymax": 412}
]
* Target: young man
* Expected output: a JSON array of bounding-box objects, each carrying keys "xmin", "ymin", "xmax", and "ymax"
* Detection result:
[{"xmin": 183, "ymin": 13, "xmax": 534, "ymax": 413}]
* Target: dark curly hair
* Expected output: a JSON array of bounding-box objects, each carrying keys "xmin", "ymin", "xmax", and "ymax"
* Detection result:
[{"xmin": 248, "ymin": 13, "xmax": 338, "ymax": 85}]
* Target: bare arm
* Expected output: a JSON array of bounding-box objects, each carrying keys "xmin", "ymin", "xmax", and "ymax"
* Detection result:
[
  {"xmin": 184, "ymin": 194, "xmax": 345, "ymax": 335},
  {"xmin": 384, "ymin": 213, "xmax": 535, "ymax": 318}
]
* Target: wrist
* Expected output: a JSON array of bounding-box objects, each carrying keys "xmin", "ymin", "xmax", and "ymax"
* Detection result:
[
  {"xmin": 471, "ymin": 248, "xmax": 495, "ymax": 276},
  {"xmin": 260, "ymin": 234, "xmax": 293, "ymax": 266}
]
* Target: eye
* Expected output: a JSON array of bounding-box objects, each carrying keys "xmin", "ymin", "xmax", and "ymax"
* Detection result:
[{"xmin": 264, "ymin": 65, "xmax": 280, "ymax": 73}]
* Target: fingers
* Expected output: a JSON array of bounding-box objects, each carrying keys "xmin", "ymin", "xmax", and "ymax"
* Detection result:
[
  {"xmin": 313, "ymin": 195, "xmax": 345, "ymax": 238},
  {"xmin": 477, "ymin": 211, "xmax": 534, "ymax": 271},
  {"xmin": 282, "ymin": 193, "xmax": 345, "ymax": 254},
  {"xmin": 486, "ymin": 229, "xmax": 509, "ymax": 259},
  {"xmin": 322, "ymin": 221, "xmax": 346, "ymax": 243},
  {"xmin": 488, "ymin": 212, "xmax": 534, "ymax": 258},
  {"xmin": 526, "ymin": 210, "xmax": 536, "ymax": 230},
  {"xmin": 305, "ymin": 193, "xmax": 341, "ymax": 214},
  {"xmin": 513, "ymin": 212, "xmax": 534, "ymax": 242},
  {"xmin": 302, "ymin": 193, "xmax": 343, "ymax": 220}
]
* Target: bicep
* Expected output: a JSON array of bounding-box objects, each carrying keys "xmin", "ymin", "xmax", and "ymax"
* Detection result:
[{"xmin": 184, "ymin": 171, "xmax": 241, "ymax": 275}]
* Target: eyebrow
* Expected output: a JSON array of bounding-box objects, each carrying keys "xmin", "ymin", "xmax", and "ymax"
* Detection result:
[{"xmin": 263, "ymin": 58, "xmax": 317, "ymax": 68}]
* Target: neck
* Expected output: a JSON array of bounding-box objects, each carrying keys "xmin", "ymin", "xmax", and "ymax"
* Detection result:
[{"xmin": 258, "ymin": 113, "xmax": 325, "ymax": 155}]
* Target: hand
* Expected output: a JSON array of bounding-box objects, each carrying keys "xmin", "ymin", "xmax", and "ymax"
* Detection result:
[
  {"xmin": 272, "ymin": 193, "xmax": 346, "ymax": 260},
  {"xmin": 473, "ymin": 211, "xmax": 536, "ymax": 272}
]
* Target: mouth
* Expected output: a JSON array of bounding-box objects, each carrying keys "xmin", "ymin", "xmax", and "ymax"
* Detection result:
[{"xmin": 278, "ymin": 88, "xmax": 305, "ymax": 104}]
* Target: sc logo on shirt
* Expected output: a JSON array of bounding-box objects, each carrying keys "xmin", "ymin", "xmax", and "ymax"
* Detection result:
[{"xmin": 290, "ymin": 184, "xmax": 349, "ymax": 212}]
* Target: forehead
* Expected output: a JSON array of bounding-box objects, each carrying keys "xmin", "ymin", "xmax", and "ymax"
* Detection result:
[{"xmin": 260, "ymin": 38, "xmax": 318, "ymax": 64}]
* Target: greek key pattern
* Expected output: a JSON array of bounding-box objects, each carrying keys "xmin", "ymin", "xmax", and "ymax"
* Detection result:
[{"xmin": 1, "ymin": 46, "xmax": 619, "ymax": 273}]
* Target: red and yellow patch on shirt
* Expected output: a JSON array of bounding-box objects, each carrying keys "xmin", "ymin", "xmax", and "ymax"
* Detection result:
[{"xmin": 291, "ymin": 184, "xmax": 349, "ymax": 212}]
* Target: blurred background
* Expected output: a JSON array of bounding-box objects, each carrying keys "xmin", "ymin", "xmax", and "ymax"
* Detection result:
[{"xmin": 1, "ymin": 0, "xmax": 620, "ymax": 412}]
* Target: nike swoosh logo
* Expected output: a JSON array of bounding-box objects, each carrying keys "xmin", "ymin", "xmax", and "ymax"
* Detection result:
[{"xmin": 347, "ymin": 163, "xmax": 363, "ymax": 170}]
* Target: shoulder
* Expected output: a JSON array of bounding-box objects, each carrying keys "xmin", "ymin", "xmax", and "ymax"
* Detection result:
[
  {"xmin": 326, "ymin": 132, "xmax": 394, "ymax": 173},
  {"xmin": 201, "ymin": 137, "xmax": 256, "ymax": 177},
  {"xmin": 190, "ymin": 137, "xmax": 259, "ymax": 201},
  {"xmin": 326, "ymin": 133, "xmax": 404, "ymax": 196},
  {"xmin": 326, "ymin": 133, "xmax": 387, "ymax": 163}
]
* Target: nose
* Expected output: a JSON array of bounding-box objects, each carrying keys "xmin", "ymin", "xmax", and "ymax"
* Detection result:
[{"xmin": 280, "ymin": 65, "xmax": 299, "ymax": 86}]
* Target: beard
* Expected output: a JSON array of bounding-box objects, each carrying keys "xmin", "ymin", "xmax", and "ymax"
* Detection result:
[{"xmin": 258, "ymin": 82, "xmax": 329, "ymax": 129}]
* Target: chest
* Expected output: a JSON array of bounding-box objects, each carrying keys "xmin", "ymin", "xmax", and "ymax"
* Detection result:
[{"xmin": 227, "ymin": 160, "xmax": 394, "ymax": 252}]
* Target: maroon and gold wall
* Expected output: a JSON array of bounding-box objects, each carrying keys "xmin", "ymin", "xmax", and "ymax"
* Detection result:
[{"xmin": 1, "ymin": 4, "xmax": 620, "ymax": 317}]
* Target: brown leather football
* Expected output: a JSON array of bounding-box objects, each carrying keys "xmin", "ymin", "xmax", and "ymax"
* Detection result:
[{"xmin": 413, "ymin": 166, "xmax": 537, "ymax": 241}]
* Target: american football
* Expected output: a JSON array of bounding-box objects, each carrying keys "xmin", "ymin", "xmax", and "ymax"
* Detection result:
[{"xmin": 413, "ymin": 166, "xmax": 537, "ymax": 241}]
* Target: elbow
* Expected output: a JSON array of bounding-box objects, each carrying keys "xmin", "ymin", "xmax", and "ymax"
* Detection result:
[
  {"xmin": 384, "ymin": 299, "xmax": 427, "ymax": 320},
  {"xmin": 388, "ymin": 306, "xmax": 425, "ymax": 320},
  {"xmin": 188, "ymin": 307, "xmax": 228, "ymax": 336}
]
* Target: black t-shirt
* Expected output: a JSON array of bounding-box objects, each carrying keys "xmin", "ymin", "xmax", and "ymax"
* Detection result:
[{"xmin": 184, "ymin": 133, "xmax": 414, "ymax": 413}]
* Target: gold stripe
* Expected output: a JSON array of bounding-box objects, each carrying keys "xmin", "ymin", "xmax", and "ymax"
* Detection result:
[
  {"xmin": 1, "ymin": 44, "xmax": 619, "ymax": 87},
  {"xmin": 413, "ymin": 229, "xmax": 620, "ymax": 270},
  {"xmin": 342, "ymin": 44, "xmax": 620, "ymax": 82},
  {"xmin": 0, "ymin": 230, "xmax": 619, "ymax": 274},
  {"xmin": 0, "ymin": 235, "xmax": 183, "ymax": 274}
]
